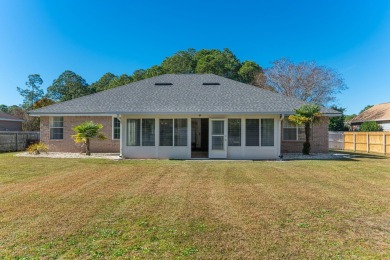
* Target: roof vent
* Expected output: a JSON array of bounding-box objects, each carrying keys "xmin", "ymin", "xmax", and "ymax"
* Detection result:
[
  {"xmin": 202, "ymin": 82, "xmax": 220, "ymax": 85},
  {"xmin": 155, "ymin": 83, "xmax": 173, "ymax": 86}
]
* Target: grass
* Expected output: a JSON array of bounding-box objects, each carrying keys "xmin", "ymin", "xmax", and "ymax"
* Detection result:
[{"xmin": 0, "ymin": 153, "xmax": 390, "ymax": 259}]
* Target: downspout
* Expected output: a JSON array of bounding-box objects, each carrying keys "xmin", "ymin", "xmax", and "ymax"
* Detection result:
[{"xmin": 279, "ymin": 114, "xmax": 285, "ymax": 160}]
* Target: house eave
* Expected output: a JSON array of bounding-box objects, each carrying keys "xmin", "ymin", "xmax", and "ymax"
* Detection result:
[{"xmin": 29, "ymin": 111, "xmax": 341, "ymax": 117}]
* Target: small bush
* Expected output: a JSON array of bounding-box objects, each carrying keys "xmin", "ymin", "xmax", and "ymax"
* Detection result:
[
  {"xmin": 359, "ymin": 121, "xmax": 382, "ymax": 132},
  {"xmin": 27, "ymin": 142, "xmax": 48, "ymax": 155}
]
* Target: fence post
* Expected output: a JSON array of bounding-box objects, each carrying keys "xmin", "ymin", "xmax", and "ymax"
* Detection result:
[
  {"xmin": 367, "ymin": 133, "xmax": 369, "ymax": 153},
  {"xmin": 353, "ymin": 133, "xmax": 356, "ymax": 152},
  {"xmin": 384, "ymin": 133, "xmax": 387, "ymax": 155}
]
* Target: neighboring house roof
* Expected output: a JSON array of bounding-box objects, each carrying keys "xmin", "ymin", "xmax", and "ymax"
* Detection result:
[
  {"xmin": 350, "ymin": 102, "xmax": 390, "ymax": 123},
  {"xmin": 0, "ymin": 111, "xmax": 24, "ymax": 122},
  {"xmin": 29, "ymin": 74, "xmax": 339, "ymax": 116}
]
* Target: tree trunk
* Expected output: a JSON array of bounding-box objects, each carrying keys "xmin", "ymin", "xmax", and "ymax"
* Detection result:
[
  {"xmin": 85, "ymin": 138, "xmax": 90, "ymax": 156},
  {"xmin": 303, "ymin": 123, "xmax": 311, "ymax": 155}
]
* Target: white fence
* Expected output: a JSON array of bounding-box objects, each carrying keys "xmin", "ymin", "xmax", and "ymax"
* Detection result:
[
  {"xmin": 329, "ymin": 131, "xmax": 344, "ymax": 150},
  {"xmin": 0, "ymin": 131, "xmax": 40, "ymax": 152}
]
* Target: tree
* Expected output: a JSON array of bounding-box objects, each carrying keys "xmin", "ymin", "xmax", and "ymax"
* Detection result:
[
  {"xmin": 47, "ymin": 70, "xmax": 91, "ymax": 102},
  {"xmin": 289, "ymin": 104, "xmax": 322, "ymax": 154},
  {"xmin": 264, "ymin": 58, "xmax": 347, "ymax": 106},
  {"xmin": 107, "ymin": 74, "xmax": 133, "ymax": 89},
  {"xmin": 71, "ymin": 121, "xmax": 107, "ymax": 155},
  {"xmin": 359, "ymin": 121, "xmax": 382, "ymax": 132},
  {"xmin": 0, "ymin": 104, "xmax": 8, "ymax": 112},
  {"xmin": 195, "ymin": 49, "xmax": 241, "ymax": 80},
  {"xmin": 359, "ymin": 105, "xmax": 373, "ymax": 114},
  {"xmin": 238, "ymin": 61, "xmax": 264, "ymax": 85},
  {"xmin": 32, "ymin": 97, "xmax": 55, "ymax": 109},
  {"xmin": 90, "ymin": 72, "xmax": 117, "ymax": 93},
  {"xmin": 17, "ymin": 74, "xmax": 44, "ymax": 109},
  {"xmin": 143, "ymin": 65, "xmax": 165, "ymax": 78},
  {"xmin": 328, "ymin": 106, "xmax": 348, "ymax": 131},
  {"xmin": 161, "ymin": 49, "xmax": 196, "ymax": 73}
]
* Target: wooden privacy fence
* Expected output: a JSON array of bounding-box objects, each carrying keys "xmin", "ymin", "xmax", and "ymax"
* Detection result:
[
  {"xmin": 0, "ymin": 131, "xmax": 40, "ymax": 152},
  {"xmin": 344, "ymin": 132, "xmax": 390, "ymax": 155}
]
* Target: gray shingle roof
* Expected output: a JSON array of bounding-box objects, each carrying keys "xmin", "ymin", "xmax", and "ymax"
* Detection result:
[
  {"xmin": 29, "ymin": 74, "xmax": 339, "ymax": 115},
  {"xmin": 0, "ymin": 111, "xmax": 23, "ymax": 121}
]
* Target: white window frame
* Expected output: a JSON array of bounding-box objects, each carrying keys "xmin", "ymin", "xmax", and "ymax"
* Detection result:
[
  {"xmin": 282, "ymin": 119, "xmax": 305, "ymax": 141},
  {"xmin": 159, "ymin": 118, "xmax": 188, "ymax": 147},
  {"xmin": 112, "ymin": 117, "xmax": 120, "ymax": 140},
  {"xmin": 49, "ymin": 116, "xmax": 64, "ymax": 140}
]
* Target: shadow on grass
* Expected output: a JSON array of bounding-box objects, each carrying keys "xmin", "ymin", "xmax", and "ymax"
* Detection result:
[{"xmin": 330, "ymin": 150, "xmax": 388, "ymax": 160}]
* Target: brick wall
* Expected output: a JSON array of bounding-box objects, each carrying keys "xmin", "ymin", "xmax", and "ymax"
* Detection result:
[
  {"xmin": 40, "ymin": 116, "xmax": 119, "ymax": 153},
  {"xmin": 0, "ymin": 120, "xmax": 23, "ymax": 131},
  {"xmin": 281, "ymin": 117, "xmax": 329, "ymax": 153}
]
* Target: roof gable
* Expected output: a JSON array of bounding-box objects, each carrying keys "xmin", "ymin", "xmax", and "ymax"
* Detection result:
[{"xmin": 29, "ymin": 74, "xmax": 338, "ymax": 115}]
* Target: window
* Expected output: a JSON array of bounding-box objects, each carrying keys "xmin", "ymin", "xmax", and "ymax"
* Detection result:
[
  {"xmin": 127, "ymin": 119, "xmax": 140, "ymax": 146},
  {"xmin": 50, "ymin": 117, "xmax": 63, "ymax": 140},
  {"xmin": 282, "ymin": 119, "xmax": 305, "ymax": 141},
  {"xmin": 142, "ymin": 119, "xmax": 155, "ymax": 146},
  {"xmin": 126, "ymin": 119, "xmax": 155, "ymax": 146},
  {"xmin": 159, "ymin": 119, "xmax": 188, "ymax": 146},
  {"xmin": 246, "ymin": 119, "xmax": 259, "ymax": 146},
  {"xmin": 228, "ymin": 119, "xmax": 241, "ymax": 146},
  {"xmin": 261, "ymin": 119, "xmax": 274, "ymax": 146},
  {"xmin": 113, "ymin": 117, "xmax": 120, "ymax": 140},
  {"xmin": 174, "ymin": 119, "xmax": 187, "ymax": 146},
  {"xmin": 159, "ymin": 119, "xmax": 173, "ymax": 146}
]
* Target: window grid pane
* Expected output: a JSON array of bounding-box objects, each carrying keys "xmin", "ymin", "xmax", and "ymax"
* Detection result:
[
  {"xmin": 246, "ymin": 119, "xmax": 259, "ymax": 146},
  {"xmin": 212, "ymin": 121, "xmax": 224, "ymax": 135},
  {"xmin": 159, "ymin": 119, "xmax": 173, "ymax": 146},
  {"xmin": 127, "ymin": 119, "xmax": 140, "ymax": 146},
  {"xmin": 113, "ymin": 118, "xmax": 120, "ymax": 139},
  {"xmin": 212, "ymin": 136, "xmax": 224, "ymax": 150},
  {"xmin": 50, "ymin": 117, "xmax": 64, "ymax": 139},
  {"xmin": 261, "ymin": 119, "xmax": 274, "ymax": 146},
  {"xmin": 174, "ymin": 119, "xmax": 187, "ymax": 146},
  {"xmin": 228, "ymin": 119, "xmax": 241, "ymax": 146},
  {"xmin": 142, "ymin": 119, "xmax": 155, "ymax": 146}
]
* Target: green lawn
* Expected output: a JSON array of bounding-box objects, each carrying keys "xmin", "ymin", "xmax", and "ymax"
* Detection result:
[{"xmin": 0, "ymin": 152, "xmax": 389, "ymax": 259}]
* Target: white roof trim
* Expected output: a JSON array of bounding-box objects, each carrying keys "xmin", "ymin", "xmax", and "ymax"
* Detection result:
[{"xmin": 0, "ymin": 118, "xmax": 24, "ymax": 122}]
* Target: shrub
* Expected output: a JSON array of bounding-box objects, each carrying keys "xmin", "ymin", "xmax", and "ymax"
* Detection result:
[
  {"xmin": 27, "ymin": 142, "xmax": 48, "ymax": 155},
  {"xmin": 359, "ymin": 121, "xmax": 382, "ymax": 132}
]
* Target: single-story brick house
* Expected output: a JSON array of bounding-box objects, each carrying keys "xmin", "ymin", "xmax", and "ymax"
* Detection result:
[
  {"xmin": 29, "ymin": 74, "xmax": 339, "ymax": 159},
  {"xmin": 350, "ymin": 102, "xmax": 390, "ymax": 131},
  {"xmin": 0, "ymin": 111, "xmax": 23, "ymax": 131}
]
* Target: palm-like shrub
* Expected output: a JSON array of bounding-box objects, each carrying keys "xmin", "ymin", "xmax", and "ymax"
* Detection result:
[
  {"xmin": 359, "ymin": 121, "xmax": 382, "ymax": 132},
  {"xmin": 71, "ymin": 121, "xmax": 107, "ymax": 155},
  {"xmin": 288, "ymin": 104, "xmax": 322, "ymax": 155}
]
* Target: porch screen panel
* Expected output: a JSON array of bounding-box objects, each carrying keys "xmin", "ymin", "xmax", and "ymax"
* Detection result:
[
  {"xmin": 159, "ymin": 119, "xmax": 173, "ymax": 146},
  {"xmin": 127, "ymin": 119, "xmax": 140, "ymax": 146},
  {"xmin": 174, "ymin": 119, "xmax": 187, "ymax": 146},
  {"xmin": 212, "ymin": 120, "xmax": 224, "ymax": 150},
  {"xmin": 228, "ymin": 119, "xmax": 241, "ymax": 146},
  {"xmin": 142, "ymin": 119, "xmax": 155, "ymax": 146},
  {"xmin": 246, "ymin": 119, "xmax": 259, "ymax": 146},
  {"xmin": 261, "ymin": 119, "xmax": 274, "ymax": 146}
]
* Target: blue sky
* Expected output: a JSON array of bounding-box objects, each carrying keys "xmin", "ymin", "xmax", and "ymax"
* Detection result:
[{"xmin": 0, "ymin": 0, "xmax": 389, "ymax": 114}]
